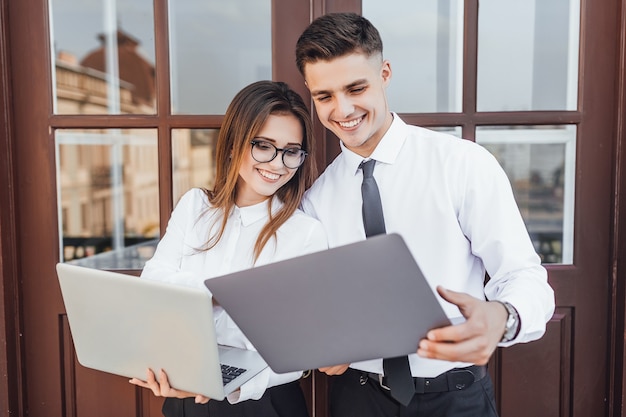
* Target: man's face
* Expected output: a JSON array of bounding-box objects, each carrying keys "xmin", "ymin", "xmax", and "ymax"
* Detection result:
[{"xmin": 304, "ymin": 53, "xmax": 393, "ymax": 157}]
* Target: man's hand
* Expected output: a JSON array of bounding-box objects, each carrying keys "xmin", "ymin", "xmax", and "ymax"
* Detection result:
[
  {"xmin": 417, "ymin": 286, "xmax": 508, "ymax": 365},
  {"xmin": 318, "ymin": 364, "xmax": 350, "ymax": 376},
  {"xmin": 129, "ymin": 368, "xmax": 210, "ymax": 404}
]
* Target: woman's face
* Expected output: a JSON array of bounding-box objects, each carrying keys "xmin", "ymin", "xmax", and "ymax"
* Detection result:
[{"xmin": 236, "ymin": 113, "xmax": 304, "ymax": 207}]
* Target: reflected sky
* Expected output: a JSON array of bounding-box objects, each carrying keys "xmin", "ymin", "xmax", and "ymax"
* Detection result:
[
  {"xmin": 50, "ymin": 0, "xmax": 271, "ymax": 114},
  {"xmin": 51, "ymin": 0, "xmax": 579, "ymax": 113},
  {"xmin": 364, "ymin": 0, "xmax": 462, "ymax": 112},
  {"xmin": 51, "ymin": 0, "xmax": 155, "ymax": 62}
]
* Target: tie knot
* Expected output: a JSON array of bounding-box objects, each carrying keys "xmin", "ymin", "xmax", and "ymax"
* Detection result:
[{"xmin": 360, "ymin": 159, "xmax": 376, "ymax": 178}]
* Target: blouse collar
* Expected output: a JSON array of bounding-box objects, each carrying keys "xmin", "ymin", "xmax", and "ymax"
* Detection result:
[{"xmin": 234, "ymin": 195, "xmax": 283, "ymax": 227}]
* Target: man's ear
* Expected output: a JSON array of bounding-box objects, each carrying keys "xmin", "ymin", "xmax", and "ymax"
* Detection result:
[{"xmin": 381, "ymin": 60, "xmax": 392, "ymax": 86}]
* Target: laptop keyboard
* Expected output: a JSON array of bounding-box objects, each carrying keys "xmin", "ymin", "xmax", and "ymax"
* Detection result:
[{"xmin": 221, "ymin": 364, "xmax": 247, "ymax": 385}]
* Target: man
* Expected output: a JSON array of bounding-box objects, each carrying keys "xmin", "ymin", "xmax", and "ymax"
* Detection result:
[{"xmin": 296, "ymin": 12, "xmax": 555, "ymax": 417}]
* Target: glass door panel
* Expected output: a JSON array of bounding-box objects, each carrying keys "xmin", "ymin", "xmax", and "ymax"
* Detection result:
[
  {"xmin": 169, "ymin": 0, "xmax": 271, "ymax": 114},
  {"xmin": 477, "ymin": 0, "xmax": 580, "ymax": 111},
  {"xmin": 476, "ymin": 126, "xmax": 576, "ymax": 264},
  {"xmin": 363, "ymin": 0, "xmax": 464, "ymax": 113},
  {"xmin": 172, "ymin": 128, "xmax": 219, "ymax": 203},
  {"xmin": 56, "ymin": 128, "xmax": 159, "ymax": 268},
  {"xmin": 49, "ymin": 0, "xmax": 157, "ymax": 114}
]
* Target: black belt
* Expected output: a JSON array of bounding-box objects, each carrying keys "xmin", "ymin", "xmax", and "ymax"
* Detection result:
[{"xmin": 364, "ymin": 365, "xmax": 487, "ymax": 394}]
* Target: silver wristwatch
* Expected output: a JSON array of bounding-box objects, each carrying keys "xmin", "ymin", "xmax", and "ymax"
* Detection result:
[{"xmin": 499, "ymin": 301, "xmax": 520, "ymax": 342}]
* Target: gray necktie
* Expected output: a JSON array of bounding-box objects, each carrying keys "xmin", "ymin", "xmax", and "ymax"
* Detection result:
[
  {"xmin": 360, "ymin": 159, "xmax": 386, "ymax": 237},
  {"xmin": 360, "ymin": 159, "xmax": 415, "ymax": 406}
]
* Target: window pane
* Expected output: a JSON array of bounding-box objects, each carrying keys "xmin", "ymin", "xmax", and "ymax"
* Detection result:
[
  {"xmin": 169, "ymin": 1, "xmax": 271, "ymax": 114},
  {"xmin": 477, "ymin": 0, "xmax": 580, "ymax": 111},
  {"xmin": 172, "ymin": 129, "xmax": 219, "ymax": 204},
  {"xmin": 476, "ymin": 126, "xmax": 576, "ymax": 264},
  {"xmin": 431, "ymin": 126, "xmax": 462, "ymax": 138},
  {"xmin": 50, "ymin": 0, "xmax": 156, "ymax": 115},
  {"xmin": 56, "ymin": 129, "xmax": 159, "ymax": 269},
  {"xmin": 362, "ymin": 0, "xmax": 464, "ymax": 113}
]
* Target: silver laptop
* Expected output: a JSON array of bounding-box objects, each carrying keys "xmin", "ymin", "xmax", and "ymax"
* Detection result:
[
  {"xmin": 204, "ymin": 233, "xmax": 452, "ymax": 374},
  {"xmin": 56, "ymin": 263, "xmax": 268, "ymax": 400}
]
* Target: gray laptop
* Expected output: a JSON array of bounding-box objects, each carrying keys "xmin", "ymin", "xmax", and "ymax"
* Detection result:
[
  {"xmin": 204, "ymin": 233, "xmax": 452, "ymax": 374},
  {"xmin": 56, "ymin": 263, "xmax": 268, "ymax": 400}
]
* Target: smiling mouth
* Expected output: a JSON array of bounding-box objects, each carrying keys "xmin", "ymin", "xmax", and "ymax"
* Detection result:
[
  {"xmin": 258, "ymin": 169, "xmax": 280, "ymax": 180},
  {"xmin": 337, "ymin": 116, "xmax": 363, "ymax": 129}
]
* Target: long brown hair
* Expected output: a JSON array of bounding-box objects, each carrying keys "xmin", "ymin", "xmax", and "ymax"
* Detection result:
[{"xmin": 202, "ymin": 80, "xmax": 317, "ymax": 260}]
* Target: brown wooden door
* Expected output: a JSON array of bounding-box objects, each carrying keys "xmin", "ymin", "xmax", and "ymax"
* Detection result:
[{"xmin": 1, "ymin": 0, "xmax": 625, "ymax": 416}]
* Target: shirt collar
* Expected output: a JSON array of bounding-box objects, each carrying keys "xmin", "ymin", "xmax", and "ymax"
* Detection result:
[
  {"xmin": 340, "ymin": 113, "xmax": 408, "ymax": 175},
  {"xmin": 234, "ymin": 196, "xmax": 283, "ymax": 227}
]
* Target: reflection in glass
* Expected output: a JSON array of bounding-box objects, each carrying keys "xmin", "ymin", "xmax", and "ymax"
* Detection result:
[
  {"xmin": 363, "ymin": 0, "xmax": 463, "ymax": 113},
  {"xmin": 431, "ymin": 126, "xmax": 462, "ymax": 138},
  {"xmin": 50, "ymin": 0, "xmax": 156, "ymax": 115},
  {"xmin": 477, "ymin": 0, "xmax": 580, "ymax": 111},
  {"xmin": 172, "ymin": 129, "xmax": 219, "ymax": 204},
  {"xmin": 476, "ymin": 126, "xmax": 576, "ymax": 264},
  {"xmin": 169, "ymin": 1, "xmax": 271, "ymax": 114},
  {"xmin": 56, "ymin": 129, "xmax": 159, "ymax": 268}
]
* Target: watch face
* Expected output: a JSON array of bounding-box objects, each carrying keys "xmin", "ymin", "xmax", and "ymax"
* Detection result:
[
  {"xmin": 501, "ymin": 302, "xmax": 519, "ymax": 342},
  {"xmin": 507, "ymin": 313, "xmax": 516, "ymax": 327}
]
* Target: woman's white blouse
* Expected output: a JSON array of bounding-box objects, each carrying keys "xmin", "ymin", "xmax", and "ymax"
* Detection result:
[{"xmin": 141, "ymin": 188, "xmax": 328, "ymax": 403}]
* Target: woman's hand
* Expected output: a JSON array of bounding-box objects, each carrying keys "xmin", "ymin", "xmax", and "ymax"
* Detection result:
[{"xmin": 129, "ymin": 368, "xmax": 210, "ymax": 404}]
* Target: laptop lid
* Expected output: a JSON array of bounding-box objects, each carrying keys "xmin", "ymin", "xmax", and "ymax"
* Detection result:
[
  {"xmin": 204, "ymin": 233, "xmax": 451, "ymax": 374},
  {"xmin": 56, "ymin": 263, "xmax": 267, "ymax": 400}
]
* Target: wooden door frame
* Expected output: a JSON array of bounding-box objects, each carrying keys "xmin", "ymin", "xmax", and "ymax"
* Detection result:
[
  {"xmin": 0, "ymin": 0, "xmax": 626, "ymax": 416},
  {"xmin": 0, "ymin": 0, "xmax": 25, "ymax": 415},
  {"xmin": 610, "ymin": 1, "xmax": 626, "ymax": 416},
  {"xmin": 4, "ymin": 0, "xmax": 63, "ymax": 415}
]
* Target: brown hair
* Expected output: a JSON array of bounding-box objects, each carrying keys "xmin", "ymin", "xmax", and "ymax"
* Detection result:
[
  {"xmin": 202, "ymin": 80, "xmax": 316, "ymax": 260},
  {"xmin": 295, "ymin": 12, "xmax": 383, "ymax": 76}
]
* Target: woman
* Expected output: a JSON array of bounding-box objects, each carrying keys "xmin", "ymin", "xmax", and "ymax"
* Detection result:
[{"xmin": 130, "ymin": 80, "xmax": 327, "ymax": 417}]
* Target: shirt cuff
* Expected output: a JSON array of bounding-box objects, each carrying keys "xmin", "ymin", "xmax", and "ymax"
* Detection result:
[{"xmin": 226, "ymin": 368, "xmax": 302, "ymax": 404}]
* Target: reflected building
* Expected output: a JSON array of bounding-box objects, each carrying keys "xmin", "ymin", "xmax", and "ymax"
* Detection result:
[
  {"xmin": 480, "ymin": 139, "xmax": 571, "ymax": 264},
  {"xmin": 55, "ymin": 28, "xmax": 216, "ymax": 262},
  {"xmin": 81, "ymin": 30, "xmax": 156, "ymax": 109}
]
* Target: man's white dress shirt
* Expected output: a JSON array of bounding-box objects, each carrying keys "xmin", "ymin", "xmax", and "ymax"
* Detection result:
[{"xmin": 302, "ymin": 114, "xmax": 555, "ymax": 378}]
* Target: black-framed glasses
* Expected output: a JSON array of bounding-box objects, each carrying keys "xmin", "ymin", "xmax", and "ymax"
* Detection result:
[{"xmin": 250, "ymin": 139, "xmax": 308, "ymax": 169}]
